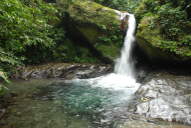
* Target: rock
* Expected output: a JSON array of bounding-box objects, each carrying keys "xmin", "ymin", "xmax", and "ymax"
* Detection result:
[
  {"xmin": 15, "ymin": 63, "xmax": 112, "ymax": 80},
  {"xmin": 135, "ymin": 72, "xmax": 191, "ymax": 124},
  {"xmin": 57, "ymin": 0, "xmax": 125, "ymax": 61},
  {"xmin": 120, "ymin": 120, "xmax": 191, "ymax": 128},
  {"xmin": 136, "ymin": 14, "xmax": 191, "ymax": 65}
]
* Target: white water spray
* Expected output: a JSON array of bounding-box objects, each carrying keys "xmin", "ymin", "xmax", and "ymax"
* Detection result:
[{"xmin": 115, "ymin": 13, "xmax": 136, "ymax": 78}]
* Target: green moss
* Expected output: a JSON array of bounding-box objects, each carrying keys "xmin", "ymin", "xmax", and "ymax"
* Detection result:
[
  {"xmin": 57, "ymin": 0, "xmax": 123, "ymax": 60},
  {"xmin": 76, "ymin": 25, "xmax": 101, "ymax": 44},
  {"xmin": 137, "ymin": 15, "xmax": 191, "ymax": 61},
  {"xmin": 68, "ymin": 0, "xmax": 120, "ymax": 30},
  {"xmin": 136, "ymin": 0, "xmax": 191, "ymax": 63}
]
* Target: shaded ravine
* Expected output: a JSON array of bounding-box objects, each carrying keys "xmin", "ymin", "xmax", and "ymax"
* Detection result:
[{"xmin": 0, "ymin": 12, "xmax": 191, "ymax": 128}]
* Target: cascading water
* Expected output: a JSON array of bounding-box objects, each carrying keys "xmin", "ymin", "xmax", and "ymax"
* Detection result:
[
  {"xmin": 65, "ymin": 14, "xmax": 140, "ymax": 126},
  {"xmin": 115, "ymin": 13, "xmax": 136, "ymax": 78},
  {"xmin": 73, "ymin": 12, "xmax": 139, "ymax": 91}
]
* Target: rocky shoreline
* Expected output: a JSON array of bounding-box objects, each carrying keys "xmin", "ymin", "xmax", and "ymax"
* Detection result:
[{"xmin": 13, "ymin": 63, "xmax": 113, "ymax": 80}]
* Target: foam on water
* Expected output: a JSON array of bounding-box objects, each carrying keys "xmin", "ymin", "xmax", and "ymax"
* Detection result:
[{"xmin": 73, "ymin": 73, "xmax": 139, "ymax": 91}]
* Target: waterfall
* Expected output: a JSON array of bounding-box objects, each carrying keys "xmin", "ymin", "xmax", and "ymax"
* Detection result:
[
  {"xmin": 115, "ymin": 13, "xmax": 136, "ymax": 78},
  {"xmin": 72, "ymin": 12, "xmax": 139, "ymax": 91}
]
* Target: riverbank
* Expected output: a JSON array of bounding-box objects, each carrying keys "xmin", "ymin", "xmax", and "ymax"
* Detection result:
[{"xmin": 13, "ymin": 63, "xmax": 112, "ymax": 80}]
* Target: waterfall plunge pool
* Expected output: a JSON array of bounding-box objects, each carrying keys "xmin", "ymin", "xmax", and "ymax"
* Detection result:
[{"xmin": 1, "ymin": 71, "xmax": 191, "ymax": 128}]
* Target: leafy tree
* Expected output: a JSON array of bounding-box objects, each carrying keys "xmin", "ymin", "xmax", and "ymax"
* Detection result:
[{"xmin": 0, "ymin": 0, "xmax": 65, "ymax": 65}]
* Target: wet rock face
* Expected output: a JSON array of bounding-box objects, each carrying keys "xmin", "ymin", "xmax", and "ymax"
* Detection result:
[
  {"xmin": 14, "ymin": 63, "xmax": 112, "ymax": 80},
  {"xmin": 135, "ymin": 73, "xmax": 191, "ymax": 124}
]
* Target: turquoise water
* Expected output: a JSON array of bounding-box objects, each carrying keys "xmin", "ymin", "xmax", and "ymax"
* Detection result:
[
  {"xmin": 1, "ymin": 78, "xmax": 190, "ymax": 128},
  {"xmin": 1, "ymin": 79, "xmax": 135, "ymax": 128}
]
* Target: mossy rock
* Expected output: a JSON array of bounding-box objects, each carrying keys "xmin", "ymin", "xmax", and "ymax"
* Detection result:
[
  {"xmin": 57, "ymin": 0, "xmax": 124, "ymax": 60},
  {"xmin": 136, "ymin": 15, "xmax": 191, "ymax": 64}
]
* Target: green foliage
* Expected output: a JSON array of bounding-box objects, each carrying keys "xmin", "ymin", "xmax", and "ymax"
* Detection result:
[
  {"xmin": 98, "ymin": 28, "xmax": 122, "ymax": 46},
  {"xmin": 136, "ymin": 0, "xmax": 191, "ymax": 57},
  {"xmin": 91, "ymin": 0, "xmax": 140, "ymax": 12},
  {"xmin": 0, "ymin": 0, "xmax": 66, "ymax": 65},
  {"xmin": 0, "ymin": 0, "xmax": 56, "ymax": 52},
  {"xmin": 52, "ymin": 39, "xmax": 99, "ymax": 63},
  {"xmin": 157, "ymin": 4, "xmax": 187, "ymax": 40},
  {"xmin": 0, "ymin": 70, "xmax": 10, "ymax": 96},
  {"xmin": 137, "ymin": 0, "xmax": 191, "ymax": 40},
  {"xmin": 0, "ymin": 70, "xmax": 10, "ymax": 84},
  {"xmin": 182, "ymin": 35, "xmax": 191, "ymax": 48},
  {"xmin": 0, "ymin": 0, "xmax": 68, "ymax": 94},
  {"xmin": 0, "ymin": 48, "xmax": 21, "ymax": 68},
  {"xmin": 96, "ymin": 27, "xmax": 123, "ymax": 59}
]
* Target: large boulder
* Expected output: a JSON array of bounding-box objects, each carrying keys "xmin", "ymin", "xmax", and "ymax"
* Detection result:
[
  {"xmin": 56, "ymin": 0, "xmax": 125, "ymax": 61},
  {"xmin": 136, "ymin": 15, "xmax": 191, "ymax": 65},
  {"xmin": 134, "ymin": 0, "xmax": 191, "ymax": 65},
  {"xmin": 135, "ymin": 72, "xmax": 191, "ymax": 125}
]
